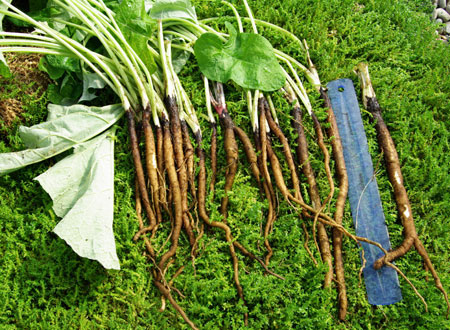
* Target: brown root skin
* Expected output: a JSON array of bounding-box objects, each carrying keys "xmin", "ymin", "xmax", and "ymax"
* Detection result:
[
  {"xmin": 267, "ymin": 104, "xmax": 335, "ymax": 289},
  {"xmin": 265, "ymin": 133, "xmax": 324, "ymax": 267},
  {"xmin": 256, "ymin": 102, "xmax": 278, "ymax": 265},
  {"xmin": 264, "ymin": 103, "xmax": 301, "ymax": 200},
  {"xmin": 310, "ymin": 112, "xmax": 335, "ymax": 207},
  {"xmin": 232, "ymin": 241, "xmax": 284, "ymax": 280},
  {"xmin": 156, "ymin": 125, "xmax": 169, "ymax": 215},
  {"xmin": 135, "ymin": 118, "xmax": 197, "ymax": 330},
  {"xmin": 265, "ymin": 102, "xmax": 307, "ymax": 267},
  {"xmin": 209, "ymin": 122, "xmax": 218, "ymax": 197},
  {"xmin": 231, "ymin": 123, "xmax": 279, "ymax": 268},
  {"xmin": 166, "ymin": 96, "xmax": 196, "ymax": 248},
  {"xmin": 181, "ymin": 120, "xmax": 196, "ymax": 201},
  {"xmin": 194, "ymin": 132, "xmax": 248, "ymax": 325},
  {"xmin": 291, "ymin": 104, "xmax": 334, "ymax": 289},
  {"xmin": 262, "ymin": 177, "xmax": 275, "ymax": 266},
  {"xmin": 133, "ymin": 179, "xmax": 156, "ymax": 259},
  {"xmin": 292, "ymin": 106, "xmax": 321, "ymax": 208},
  {"xmin": 320, "ymin": 87, "xmax": 349, "ymax": 321},
  {"xmin": 219, "ymin": 111, "xmax": 239, "ymax": 221},
  {"xmin": 368, "ymin": 97, "xmax": 416, "ymax": 267},
  {"xmin": 195, "ymin": 129, "xmax": 284, "ymax": 327},
  {"xmin": 126, "ymin": 111, "xmax": 157, "ymax": 230},
  {"xmin": 143, "ymin": 108, "xmax": 162, "ymax": 225},
  {"xmin": 158, "ymin": 118, "xmax": 184, "ymax": 273},
  {"xmin": 265, "ymin": 100, "xmax": 333, "ymax": 279},
  {"xmin": 232, "ymin": 123, "xmax": 280, "ymax": 268},
  {"xmin": 257, "ymin": 101, "xmax": 273, "ymax": 199},
  {"xmin": 154, "ymin": 281, "xmax": 199, "ymax": 330},
  {"xmin": 266, "ymin": 138, "xmax": 290, "ymax": 201},
  {"xmin": 310, "ymin": 111, "xmax": 334, "ymax": 289},
  {"xmin": 233, "ymin": 126, "xmax": 262, "ymax": 190},
  {"xmin": 253, "ymin": 128, "xmax": 277, "ymax": 212},
  {"xmin": 365, "ymin": 96, "xmax": 450, "ymax": 315},
  {"xmin": 291, "ymin": 106, "xmax": 319, "ymax": 265}
]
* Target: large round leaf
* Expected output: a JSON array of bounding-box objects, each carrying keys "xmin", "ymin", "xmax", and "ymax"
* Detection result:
[{"xmin": 194, "ymin": 30, "xmax": 285, "ymax": 91}]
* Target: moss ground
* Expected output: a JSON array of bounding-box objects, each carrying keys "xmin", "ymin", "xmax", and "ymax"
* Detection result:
[{"xmin": 1, "ymin": 0, "xmax": 449, "ymax": 329}]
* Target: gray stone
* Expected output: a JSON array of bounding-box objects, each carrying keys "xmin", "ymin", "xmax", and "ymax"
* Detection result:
[
  {"xmin": 436, "ymin": 8, "xmax": 450, "ymax": 21},
  {"xmin": 432, "ymin": 8, "xmax": 438, "ymax": 20},
  {"xmin": 437, "ymin": 18, "xmax": 444, "ymax": 23},
  {"xmin": 446, "ymin": 22, "xmax": 450, "ymax": 33},
  {"xmin": 446, "ymin": 3, "xmax": 450, "ymax": 12},
  {"xmin": 438, "ymin": 0, "xmax": 446, "ymax": 8}
]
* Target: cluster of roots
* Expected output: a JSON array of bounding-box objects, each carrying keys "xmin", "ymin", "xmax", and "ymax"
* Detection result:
[{"xmin": 126, "ymin": 77, "xmax": 449, "ymax": 329}]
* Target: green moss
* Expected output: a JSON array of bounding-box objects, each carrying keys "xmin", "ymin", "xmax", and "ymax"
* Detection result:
[{"xmin": 1, "ymin": 0, "xmax": 450, "ymax": 329}]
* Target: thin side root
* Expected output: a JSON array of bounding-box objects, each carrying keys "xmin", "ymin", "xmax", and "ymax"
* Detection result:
[
  {"xmin": 386, "ymin": 262, "xmax": 428, "ymax": 312},
  {"xmin": 302, "ymin": 223, "xmax": 318, "ymax": 265}
]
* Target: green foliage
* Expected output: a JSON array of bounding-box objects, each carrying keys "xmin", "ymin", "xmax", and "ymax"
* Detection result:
[
  {"xmin": 0, "ymin": 103, "xmax": 123, "ymax": 175},
  {"xmin": 40, "ymin": 55, "xmax": 81, "ymax": 79},
  {"xmin": 29, "ymin": 0, "xmax": 47, "ymax": 12},
  {"xmin": 36, "ymin": 128, "xmax": 119, "ymax": 270},
  {"xmin": 116, "ymin": 0, "xmax": 157, "ymax": 73},
  {"xmin": 194, "ymin": 22, "xmax": 286, "ymax": 91},
  {"xmin": 0, "ymin": 0, "xmax": 12, "ymax": 78},
  {"xmin": 148, "ymin": 0, "xmax": 197, "ymax": 21},
  {"xmin": 1, "ymin": 0, "xmax": 450, "ymax": 329}
]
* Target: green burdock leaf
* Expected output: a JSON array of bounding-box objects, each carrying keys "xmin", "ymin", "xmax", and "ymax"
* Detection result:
[
  {"xmin": 148, "ymin": 0, "xmax": 197, "ymax": 21},
  {"xmin": 0, "ymin": 103, "xmax": 124, "ymax": 175},
  {"xmin": 0, "ymin": 0, "xmax": 12, "ymax": 78},
  {"xmin": 104, "ymin": 0, "xmax": 121, "ymax": 10},
  {"xmin": 7, "ymin": 6, "xmax": 69, "ymax": 31},
  {"xmin": 30, "ymin": 7, "xmax": 61, "ymax": 23},
  {"xmin": 194, "ymin": 23, "xmax": 285, "ymax": 91},
  {"xmin": 29, "ymin": 0, "xmax": 48, "ymax": 11},
  {"xmin": 47, "ymin": 54, "xmax": 80, "ymax": 73},
  {"xmin": 38, "ymin": 55, "xmax": 80, "ymax": 80},
  {"xmin": 171, "ymin": 47, "xmax": 190, "ymax": 73},
  {"xmin": 38, "ymin": 57, "xmax": 65, "ymax": 80},
  {"xmin": 116, "ymin": 0, "xmax": 156, "ymax": 73},
  {"xmin": 35, "ymin": 128, "xmax": 120, "ymax": 270},
  {"xmin": 47, "ymin": 84, "xmax": 64, "ymax": 104},
  {"xmin": 59, "ymin": 73, "xmax": 83, "ymax": 102},
  {"xmin": 79, "ymin": 72, "xmax": 107, "ymax": 102}
]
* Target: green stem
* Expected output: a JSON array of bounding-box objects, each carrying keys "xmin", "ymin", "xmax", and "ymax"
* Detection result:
[
  {"xmin": 52, "ymin": 18, "xmax": 95, "ymax": 35},
  {"xmin": 0, "ymin": 39, "xmax": 67, "ymax": 50},
  {"xmin": 0, "ymin": 47, "xmax": 70, "ymax": 56},
  {"xmin": 91, "ymin": 0, "xmax": 161, "ymax": 105},
  {"xmin": 281, "ymin": 67, "xmax": 312, "ymax": 115},
  {"xmin": 221, "ymin": 1, "xmax": 243, "ymax": 33},
  {"xmin": 243, "ymin": 0, "xmax": 258, "ymax": 34},
  {"xmin": 267, "ymin": 95, "xmax": 279, "ymax": 124},
  {"xmin": 203, "ymin": 76, "xmax": 216, "ymax": 124},
  {"xmin": 1, "ymin": 1, "xmax": 130, "ymax": 108},
  {"xmin": 58, "ymin": 0, "xmax": 148, "ymax": 108},
  {"xmin": 158, "ymin": 20, "xmax": 174, "ymax": 98},
  {"xmin": 201, "ymin": 16, "xmax": 305, "ymax": 51}
]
